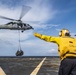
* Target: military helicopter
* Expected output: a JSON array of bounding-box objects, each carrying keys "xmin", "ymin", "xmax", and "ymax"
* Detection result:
[
  {"xmin": 0, "ymin": 5, "xmax": 34, "ymax": 32},
  {"xmin": 0, "ymin": 5, "xmax": 34, "ymax": 56}
]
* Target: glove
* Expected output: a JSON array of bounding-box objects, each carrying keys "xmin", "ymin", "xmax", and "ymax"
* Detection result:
[{"xmin": 34, "ymin": 32, "xmax": 42, "ymax": 38}]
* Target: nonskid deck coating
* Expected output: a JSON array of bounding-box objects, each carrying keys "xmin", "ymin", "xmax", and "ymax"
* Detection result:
[{"xmin": 0, "ymin": 56, "xmax": 60, "ymax": 75}]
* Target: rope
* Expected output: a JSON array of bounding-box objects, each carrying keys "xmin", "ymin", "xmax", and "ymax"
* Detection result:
[{"xmin": 18, "ymin": 30, "xmax": 21, "ymax": 50}]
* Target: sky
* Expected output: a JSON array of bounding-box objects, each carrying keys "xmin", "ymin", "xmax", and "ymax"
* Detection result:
[{"xmin": 0, "ymin": 0, "xmax": 76, "ymax": 56}]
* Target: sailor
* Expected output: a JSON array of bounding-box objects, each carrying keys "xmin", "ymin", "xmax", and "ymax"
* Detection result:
[{"xmin": 34, "ymin": 29, "xmax": 76, "ymax": 75}]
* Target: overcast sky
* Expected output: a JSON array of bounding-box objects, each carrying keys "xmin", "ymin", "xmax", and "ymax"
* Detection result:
[{"xmin": 0, "ymin": 0, "xmax": 76, "ymax": 56}]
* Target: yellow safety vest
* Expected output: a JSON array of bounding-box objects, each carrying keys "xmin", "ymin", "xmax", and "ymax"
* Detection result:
[{"xmin": 34, "ymin": 33, "xmax": 76, "ymax": 60}]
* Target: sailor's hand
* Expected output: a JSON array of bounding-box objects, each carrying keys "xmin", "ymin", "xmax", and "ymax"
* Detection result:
[{"xmin": 34, "ymin": 32, "xmax": 42, "ymax": 38}]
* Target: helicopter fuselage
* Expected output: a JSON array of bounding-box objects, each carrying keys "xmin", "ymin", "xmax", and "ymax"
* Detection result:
[{"xmin": 0, "ymin": 23, "xmax": 33, "ymax": 31}]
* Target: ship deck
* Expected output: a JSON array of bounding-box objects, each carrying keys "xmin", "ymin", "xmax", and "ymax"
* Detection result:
[{"xmin": 0, "ymin": 56, "xmax": 60, "ymax": 75}]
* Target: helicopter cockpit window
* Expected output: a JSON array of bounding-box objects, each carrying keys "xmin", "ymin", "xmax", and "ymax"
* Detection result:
[{"xmin": 24, "ymin": 24, "xmax": 26, "ymax": 26}]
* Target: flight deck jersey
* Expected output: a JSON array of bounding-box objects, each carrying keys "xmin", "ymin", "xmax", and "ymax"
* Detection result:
[
  {"xmin": 34, "ymin": 33, "xmax": 76, "ymax": 60},
  {"xmin": 59, "ymin": 37, "xmax": 76, "ymax": 60}
]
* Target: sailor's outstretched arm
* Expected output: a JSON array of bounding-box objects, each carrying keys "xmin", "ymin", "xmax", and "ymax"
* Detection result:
[
  {"xmin": 34, "ymin": 32, "xmax": 51, "ymax": 42},
  {"xmin": 34, "ymin": 32, "xmax": 60, "ymax": 44}
]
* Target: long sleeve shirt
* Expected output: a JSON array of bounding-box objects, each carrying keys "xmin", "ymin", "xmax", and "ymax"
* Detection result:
[{"xmin": 34, "ymin": 33, "xmax": 76, "ymax": 60}]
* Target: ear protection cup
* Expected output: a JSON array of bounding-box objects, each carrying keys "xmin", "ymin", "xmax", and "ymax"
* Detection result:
[{"xmin": 59, "ymin": 31, "xmax": 62, "ymax": 36}]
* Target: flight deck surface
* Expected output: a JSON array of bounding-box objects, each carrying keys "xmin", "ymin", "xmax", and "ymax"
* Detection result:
[{"xmin": 0, "ymin": 56, "xmax": 60, "ymax": 75}]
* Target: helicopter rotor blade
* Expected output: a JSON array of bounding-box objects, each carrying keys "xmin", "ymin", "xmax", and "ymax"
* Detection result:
[
  {"xmin": 19, "ymin": 5, "xmax": 31, "ymax": 20},
  {"xmin": 0, "ymin": 15, "xmax": 17, "ymax": 21}
]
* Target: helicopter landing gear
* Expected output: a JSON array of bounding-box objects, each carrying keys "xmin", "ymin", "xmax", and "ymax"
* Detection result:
[{"xmin": 16, "ymin": 50, "xmax": 24, "ymax": 56}]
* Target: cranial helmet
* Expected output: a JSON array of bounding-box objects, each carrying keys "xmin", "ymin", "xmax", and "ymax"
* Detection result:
[{"xmin": 59, "ymin": 29, "xmax": 70, "ymax": 37}]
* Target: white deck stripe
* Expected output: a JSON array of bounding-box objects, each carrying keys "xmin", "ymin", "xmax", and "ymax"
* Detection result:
[
  {"xmin": 0, "ymin": 67, "xmax": 6, "ymax": 75},
  {"xmin": 30, "ymin": 57, "xmax": 46, "ymax": 75}
]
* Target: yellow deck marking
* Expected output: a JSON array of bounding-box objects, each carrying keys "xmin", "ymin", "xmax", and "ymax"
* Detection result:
[
  {"xmin": 30, "ymin": 57, "xmax": 46, "ymax": 75},
  {"xmin": 0, "ymin": 67, "xmax": 6, "ymax": 75}
]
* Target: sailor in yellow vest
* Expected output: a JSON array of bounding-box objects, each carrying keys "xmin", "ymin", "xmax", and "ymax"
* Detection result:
[{"xmin": 34, "ymin": 29, "xmax": 76, "ymax": 75}]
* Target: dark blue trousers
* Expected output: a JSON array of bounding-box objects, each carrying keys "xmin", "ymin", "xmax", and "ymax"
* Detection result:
[{"xmin": 59, "ymin": 58, "xmax": 76, "ymax": 75}]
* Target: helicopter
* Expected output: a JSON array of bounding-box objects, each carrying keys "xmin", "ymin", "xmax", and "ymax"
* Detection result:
[
  {"xmin": 0, "ymin": 5, "xmax": 34, "ymax": 56},
  {"xmin": 0, "ymin": 5, "xmax": 34, "ymax": 32}
]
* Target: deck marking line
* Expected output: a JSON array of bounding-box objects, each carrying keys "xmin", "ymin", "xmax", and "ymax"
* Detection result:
[
  {"xmin": 0, "ymin": 67, "xmax": 6, "ymax": 75},
  {"xmin": 30, "ymin": 57, "xmax": 46, "ymax": 75}
]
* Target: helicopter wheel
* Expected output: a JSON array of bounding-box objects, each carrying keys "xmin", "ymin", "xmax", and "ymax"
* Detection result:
[{"xmin": 16, "ymin": 50, "xmax": 24, "ymax": 56}]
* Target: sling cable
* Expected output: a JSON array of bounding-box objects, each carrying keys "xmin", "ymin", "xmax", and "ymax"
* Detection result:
[{"xmin": 16, "ymin": 30, "xmax": 24, "ymax": 56}]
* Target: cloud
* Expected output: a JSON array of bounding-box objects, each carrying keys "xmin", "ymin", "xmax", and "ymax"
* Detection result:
[
  {"xmin": 0, "ymin": 0, "xmax": 56, "ymax": 22},
  {"xmin": 20, "ymin": 39, "xmax": 58, "ymax": 56},
  {"xmin": 0, "ymin": 0, "xmax": 59, "ymax": 56}
]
